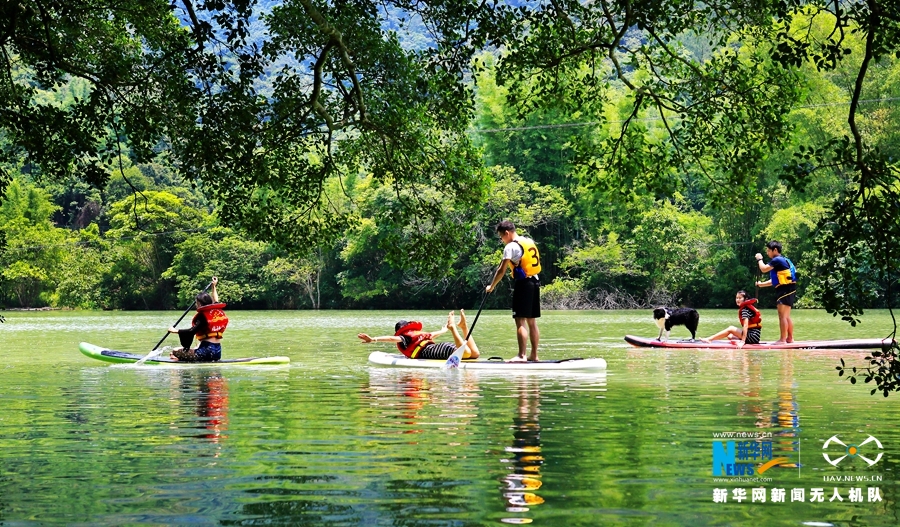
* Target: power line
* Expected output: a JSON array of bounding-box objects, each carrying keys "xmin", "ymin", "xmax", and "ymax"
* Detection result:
[
  {"xmin": 470, "ymin": 96, "xmax": 900, "ymax": 134},
  {"xmin": 1, "ymin": 227, "xmax": 211, "ymax": 253}
]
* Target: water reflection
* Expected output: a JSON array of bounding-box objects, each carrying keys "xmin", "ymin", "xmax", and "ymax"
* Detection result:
[
  {"xmin": 771, "ymin": 351, "xmax": 799, "ymax": 468},
  {"xmin": 365, "ymin": 369, "xmax": 440, "ymax": 439},
  {"xmin": 365, "ymin": 368, "xmax": 485, "ymax": 442},
  {"xmin": 10, "ymin": 311, "xmax": 900, "ymax": 527},
  {"xmin": 735, "ymin": 353, "xmax": 763, "ymax": 420},
  {"xmin": 178, "ymin": 369, "xmax": 230, "ymax": 453},
  {"xmin": 500, "ymin": 377, "xmax": 544, "ymax": 524},
  {"xmin": 733, "ymin": 351, "xmax": 800, "ymax": 470}
]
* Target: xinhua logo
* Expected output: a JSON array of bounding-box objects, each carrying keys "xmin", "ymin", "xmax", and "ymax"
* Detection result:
[
  {"xmin": 822, "ymin": 435, "xmax": 883, "ymax": 467},
  {"xmin": 712, "ymin": 441, "xmax": 788, "ymax": 476}
]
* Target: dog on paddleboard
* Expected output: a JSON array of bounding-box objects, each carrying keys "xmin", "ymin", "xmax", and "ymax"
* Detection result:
[{"xmin": 653, "ymin": 307, "xmax": 699, "ymax": 341}]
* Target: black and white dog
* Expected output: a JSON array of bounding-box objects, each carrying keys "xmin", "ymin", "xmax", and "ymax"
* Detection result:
[{"xmin": 653, "ymin": 307, "xmax": 700, "ymax": 341}]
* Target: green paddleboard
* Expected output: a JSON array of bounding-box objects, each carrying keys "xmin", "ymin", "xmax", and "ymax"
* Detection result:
[{"xmin": 79, "ymin": 342, "xmax": 290, "ymax": 366}]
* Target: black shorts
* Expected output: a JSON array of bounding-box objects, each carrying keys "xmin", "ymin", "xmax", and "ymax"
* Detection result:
[
  {"xmin": 416, "ymin": 342, "xmax": 457, "ymax": 360},
  {"xmin": 745, "ymin": 328, "xmax": 761, "ymax": 344},
  {"xmin": 512, "ymin": 277, "xmax": 541, "ymax": 319},
  {"xmin": 775, "ymin": 284, "xmax": 797, "ymax": 307}
]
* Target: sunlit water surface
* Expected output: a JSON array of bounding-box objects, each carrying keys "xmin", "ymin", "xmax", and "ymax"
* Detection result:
[{"xmin": 1, "ymin": 309, "xmax": 899, "ymax": 526}]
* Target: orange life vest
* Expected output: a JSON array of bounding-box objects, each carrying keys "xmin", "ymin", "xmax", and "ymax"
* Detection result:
[
  {"xmin": 193, "ymin": 303, "xmax": 228, "ymax": 340},
  {"xmin": 395, "ymin": 321, "xmax": 433, "ymax": 358},
  {"xmin": 739, "ymin": 298, "xmax": 762, "ymax": 329}
]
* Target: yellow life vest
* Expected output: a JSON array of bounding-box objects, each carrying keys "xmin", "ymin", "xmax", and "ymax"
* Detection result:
[
  {"xmin": 775, "ymin": 269, "xmax": 795, "ymax": 286},
  {"xmin": 513, "ymin": 237, "xmax": 542, "ymax": 279}
]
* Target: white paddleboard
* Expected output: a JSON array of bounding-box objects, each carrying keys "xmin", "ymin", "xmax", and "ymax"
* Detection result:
[{"xmin": 367, "ymin": 351, "xmax": 606, "ymax": 371}]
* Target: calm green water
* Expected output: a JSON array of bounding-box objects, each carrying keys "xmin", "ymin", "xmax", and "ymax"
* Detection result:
[{"xmin": 1, "ymin": 308, "xmax": 899, "ymax": 526}]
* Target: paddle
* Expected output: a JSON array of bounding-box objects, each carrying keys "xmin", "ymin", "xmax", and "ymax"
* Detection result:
[
  {"xmin": 755, "ymin": 264, "xmax": 761, "ymax": 299},
  {"xmin": 133, "ymin": 282, "xmax": 212, "ymax": 366},
  {"xmin": 443, "ymin": 291, "xmax": 489, "ymax": 370}
]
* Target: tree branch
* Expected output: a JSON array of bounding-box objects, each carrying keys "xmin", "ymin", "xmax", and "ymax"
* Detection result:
[{"xmin": 296, "ymin": 0, "xmax": 367, "ymax": 123}]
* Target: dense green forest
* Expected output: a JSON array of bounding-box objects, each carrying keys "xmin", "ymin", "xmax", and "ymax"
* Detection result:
[
  {"xmin": 3, "ymin": 35, "xmax": 898, "ymax": 312},
  {"xmin": 1, "ymin": 0, "xmax": 898, "ymax": 321}
]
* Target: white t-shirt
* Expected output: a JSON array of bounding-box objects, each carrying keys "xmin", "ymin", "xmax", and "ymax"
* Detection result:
[
  {"xmin": 502, "ymin": 235, "xmax": 538, "ymax": 280},
  {"xmin": 502, "ymin": 235, "xmax": 525, "ymax": 264}
]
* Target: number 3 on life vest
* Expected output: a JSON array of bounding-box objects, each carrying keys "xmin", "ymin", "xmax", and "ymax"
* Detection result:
[{"xmin": 516, "ymin": 238, "xmax": 542, "ymax": 277}]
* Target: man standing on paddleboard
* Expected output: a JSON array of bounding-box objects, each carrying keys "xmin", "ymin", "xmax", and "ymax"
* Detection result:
[
  {"xmin": 486, "ymin": 220, "xmax": 541, "ymax": 362},
  {"xmin": 755, "ymin": 241, "xmax": 797, "ymax": 344}
]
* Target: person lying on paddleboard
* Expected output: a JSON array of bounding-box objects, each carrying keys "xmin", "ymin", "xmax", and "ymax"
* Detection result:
[
  {"xmin": 167, "ymin": 277, "xmax": 228, "ymax": 362},
  {"xmin": 699, "ymin": 290, "xmax": 762, "ymax": 349},
  {"xmin": 358, "ymin": 311, "xmax": 481, "ymax": 360}
]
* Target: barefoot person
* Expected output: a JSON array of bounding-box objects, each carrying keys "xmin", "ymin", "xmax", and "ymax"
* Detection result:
[
  {"xmin": 486, "ymin": 220, "xmax": 541, "ymax": 362},
  {"xmin": 167, "ymin": 277, "xmax": 228, "ymax": 362},
  {"xmin": 755, "ymin": 241, "xmax": 797, "ymax": 344},
  {"xmin": 358, "ymin": 311, "xmax": 481, "ymax": 360},
  {"xmin": 700, "ymin": 290, "xmax": 762, "ymax": 349}
]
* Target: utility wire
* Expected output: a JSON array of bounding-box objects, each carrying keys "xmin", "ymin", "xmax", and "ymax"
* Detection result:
[
  {"xmin": 0, "ymin": 227, "xmax": 211, "ymax": 253},
  {"xmin": 1, "ymin": 230, "xmax": 761, "ymax": 254},
  {"xmin": 470, "ymin": 96, "xmax": 900, "ymax": 134}
]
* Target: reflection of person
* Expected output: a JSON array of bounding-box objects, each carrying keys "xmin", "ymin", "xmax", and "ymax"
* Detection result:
[
  {"xmin": 755, "ymin": 241, "xmax": 797, "ymax": 344},
  {"xmin": 771, "ymin": 351, "xmax": 799, "ymax": 468},
  {"xmin": 397, "ymin": 375, "xmax": 429, "ymax": 433},
  {"xmin": 502, "ymin": 378, "xmax": 544, "ymax": 516},
  {"xmin": 196, "ymin": 372, "xmax": 229, "ymax": 444},
  {"xmin": 168, "ymin": 277, "xmax": 228, "ymax": 362},
  {"xmin": 358, "ymin": 311, "xmax": 481, "ymax": 360},
  {"xmin": 700, "ymin": 290, "xmax": 762, "ymax": 349},
  {"xmin": 174, "ymin": 370, "xmax": 229, "ymax": 457},
  {"xmin": 486, "ymin": 220, "xmax": 541, "ymax": 362}
]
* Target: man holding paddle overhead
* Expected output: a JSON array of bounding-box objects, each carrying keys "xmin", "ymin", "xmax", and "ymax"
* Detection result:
[
  {"xmin": 486, "ymin": 220, "xmax": 541, "ymax": 362},
  {"xmin": 167, "ymin": 277, "xmax": 228, "ymax": 362},
  {"xmin": 755, "ymin": 241, "xmax": 797, "ymax": 344}
]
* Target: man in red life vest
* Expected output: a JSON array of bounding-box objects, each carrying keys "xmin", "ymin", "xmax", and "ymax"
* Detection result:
[
  {"xmin": 358, "ymin": 311, "xmax": 481, "ymax": 360},
  {"xmin": 699, "ymin": 290, "xmax": 762, "ymax": 349},
  {"xmin": 167, "ymin": 276, "xmax": 228, "ymax": 362}
]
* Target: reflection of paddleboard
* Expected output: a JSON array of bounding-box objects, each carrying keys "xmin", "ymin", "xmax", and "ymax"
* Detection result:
[
  {"xmin": 624, "ymin": 335, "xmax": 895, "ymax": 350},
  {"xmin": 367, "ymin": 351, "xmax": 606, "ymax": 370},
  {"xmin": 79, "ymin": 342, "xmax": 290, "ymax": 365}
]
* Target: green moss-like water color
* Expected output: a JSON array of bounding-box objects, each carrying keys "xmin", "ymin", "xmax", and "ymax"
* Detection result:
[{"xmin": 1, "ymin": 309, "xmax": 898, "ymax": 525}]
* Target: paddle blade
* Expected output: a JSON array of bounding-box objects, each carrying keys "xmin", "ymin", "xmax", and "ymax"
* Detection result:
[
  {"xmin": 133, "ymin": 347, "xmax": 166, "ymax": 366},
  {"xmin": 442, "ymin": 342, "xmax": 468, "ymax": 370}
]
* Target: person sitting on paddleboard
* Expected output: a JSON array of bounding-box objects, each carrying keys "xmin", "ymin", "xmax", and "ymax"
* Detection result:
[
  {"xmin": 699, "ymin": 290, "xmax": 761, "ymax": 349},
  {"xmin": 167, "ymin": 277, "xmax": 228, "ymax": 362},
  {"xmin": 358, "ymin": 310, "xmax": 481, "ymax": 360}
]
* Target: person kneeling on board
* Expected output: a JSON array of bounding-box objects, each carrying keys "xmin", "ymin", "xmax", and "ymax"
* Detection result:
[
  {"xmin": 167, "ymin": 277, "xmax": 228, "ymax": 362},
  {"xmin": 358, "ymin": 311, "xmax": 480, "ymax": 360},
  {"xmin": 699, "ymin": 290, "xmax": 762, "ymax": 349}
]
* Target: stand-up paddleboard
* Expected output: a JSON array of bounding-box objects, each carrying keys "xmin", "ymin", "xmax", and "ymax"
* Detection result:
[
  {"xmin": 79, "ymin": 342, "xmax": 290, "ymax": 365},
  {"xmin": 367, "ymin": 351, "xmax": 606, "ymax": 370},
  {"xmin": 624, "ymin": 335, "xmax": 895, "ymax": 350}
]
